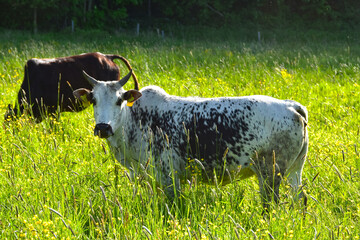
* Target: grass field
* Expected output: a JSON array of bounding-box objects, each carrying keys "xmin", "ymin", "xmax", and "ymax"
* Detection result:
[{"xmin": 0, "ymin": 28, "xmax": 359, "ymax": 239}]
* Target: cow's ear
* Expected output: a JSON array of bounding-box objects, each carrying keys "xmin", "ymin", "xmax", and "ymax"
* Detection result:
[
  {"xmin": 124, "ymin": 90, "xmax": 142, "ymax": 107},
  {"xmin": 73, "ymin": 88, "xmax": 92, "ymax": 107}
]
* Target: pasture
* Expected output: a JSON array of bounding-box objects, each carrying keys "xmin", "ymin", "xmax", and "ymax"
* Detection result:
[{"xmin": 0, "ymin": 28, "xmax": 359, "ymax": 239}]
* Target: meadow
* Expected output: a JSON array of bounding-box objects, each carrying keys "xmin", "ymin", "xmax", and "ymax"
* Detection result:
[{"xmin": 0, "ymin": 27, "xmax": 359, "ymax": 239}]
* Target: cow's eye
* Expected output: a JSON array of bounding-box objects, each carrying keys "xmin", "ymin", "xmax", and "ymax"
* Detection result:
[
  {"xmin": 116, "ymin": 98, "xmax": 123, "ymax": 106},
  {"xmin": 89, "ymin": 92, "xmax": 96, "ymax": 105}
]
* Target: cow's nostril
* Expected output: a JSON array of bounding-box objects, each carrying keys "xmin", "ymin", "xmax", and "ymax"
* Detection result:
[{"xmin": 94, "ymin": 123, "xmax": 114, "ymax": 138}]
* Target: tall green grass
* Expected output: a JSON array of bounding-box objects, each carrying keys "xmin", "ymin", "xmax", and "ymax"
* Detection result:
[{"xmin": 0, "ymin": 28, "xmax": 359, "ymax": 239}]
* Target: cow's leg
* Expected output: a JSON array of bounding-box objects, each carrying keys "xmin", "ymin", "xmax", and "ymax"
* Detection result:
[
  {"xmin": 158, "ymin": 150, "xmax": 184, "ymax": 199},
  {"xmin": 257, "ymin": 171, "xmax": 282, "ymax": 211},
  {"xmin": 159, "ymin": 162, "xmax": 181, "ymax": 200},
  {"xmin": 287, "ymin": 161, "xmax": 305, "ymax": 200},
  {"xmin": 162, "ymin": 174, "xmax": 180, "ymax": 200},
  {"xmin": 254, "ymin": 151, "xmax": 285, "ymax": 212},
  {"xmin": 286, "ymin": 139, "xmax": 308, "ymax": 201}
]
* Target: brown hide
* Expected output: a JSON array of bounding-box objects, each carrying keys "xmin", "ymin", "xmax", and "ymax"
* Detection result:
[{"xmin": 5, "ymin": 52, "xmax": 139, "ymax": 122}]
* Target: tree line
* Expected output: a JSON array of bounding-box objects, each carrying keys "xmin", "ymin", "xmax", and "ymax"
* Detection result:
[{"xmin": 1, "ymin": 0, "xmax": 359, "ymax": 33}]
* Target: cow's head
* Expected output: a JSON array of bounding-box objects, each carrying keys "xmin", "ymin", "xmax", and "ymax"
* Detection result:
[{"xmin": 73, "ymin": 70, "xmax": 142, "ymax": 138}]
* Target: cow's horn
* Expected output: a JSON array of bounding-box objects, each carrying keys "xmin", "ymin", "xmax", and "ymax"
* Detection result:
[
  {"xmin": 83, "ymin": 71, "xmax": 99, "ymax": 86},
  {"xmin": 118, "ymin": 70, "xmax": 133, "ymax": 87}
]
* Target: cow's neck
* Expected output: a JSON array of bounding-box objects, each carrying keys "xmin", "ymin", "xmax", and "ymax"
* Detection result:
[{"xmin": 106, "ymin": 105, "xmax": 132, "ymax": 148}]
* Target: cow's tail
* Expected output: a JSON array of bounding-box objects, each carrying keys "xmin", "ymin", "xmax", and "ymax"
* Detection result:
[
  {"xmin": 286, "ymin": 100, "xmax": 308, "ymax": 126},
  {"xmin": 108, "ymin": 55, "xmax": 139, "ymax": 90},
  {"xmin": 295, "ymin": 104, "xmax": 308, "ymax": 127}
]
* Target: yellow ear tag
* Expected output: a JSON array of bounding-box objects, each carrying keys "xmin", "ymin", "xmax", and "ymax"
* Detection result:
[
  {"xmin": 126, "ymin": 95, "xmax": 135, "ymax": 107},
  {"xmin": 80, "ymin": 95, "xmax": 90, "ymax": 107}
]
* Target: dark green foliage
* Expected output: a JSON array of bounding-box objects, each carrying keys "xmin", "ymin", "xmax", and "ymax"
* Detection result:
[
  {"xmin": 0, "ymin": 0, "xmax": 137, "ymax": 32},
  {"xmin": 0, "ymin": 0, "xmax": 359, "ymax": 31}
]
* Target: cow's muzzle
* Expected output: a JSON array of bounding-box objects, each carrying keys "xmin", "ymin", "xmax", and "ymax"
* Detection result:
[{"xmin": 94, "ymin": 123, "xmax": 114, "ymax": 138}]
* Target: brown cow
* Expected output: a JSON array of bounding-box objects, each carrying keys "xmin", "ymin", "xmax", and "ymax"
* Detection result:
[{"xmin": 5, "ymin": 52, "xmax": 139, "ymax": 122}]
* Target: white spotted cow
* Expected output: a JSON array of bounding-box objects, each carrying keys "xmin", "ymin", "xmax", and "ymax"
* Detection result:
[{"xmin": 74, "ymin": 70, "xmax": 308, "ymax": 209}]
